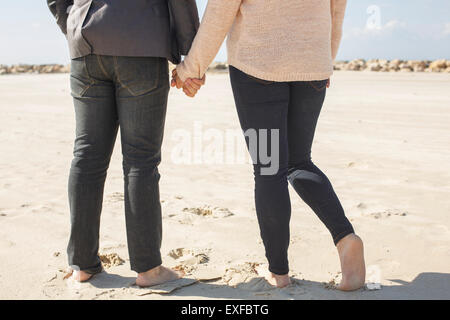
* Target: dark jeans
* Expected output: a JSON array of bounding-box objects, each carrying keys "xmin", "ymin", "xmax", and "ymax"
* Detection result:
[
  {"xmin": 67, "ymin": 54, "xmax": 169, "ymax": 274},
  {"xmin": 229, "ymin": 66, "xmax": 355, "ymax": 275}
]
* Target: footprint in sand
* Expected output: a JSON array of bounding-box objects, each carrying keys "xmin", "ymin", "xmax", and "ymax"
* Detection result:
[
  {"xmin": 100, "ymin": 242, "xmax": 126, "ymax": 251},
  {"xmin": 182, "ymin": 205, "xmax": 234, "ymax": 218},
  {"xmin": 105, "ymin": 192, "xmax": 124, "ymax": 203},
  {"xmin": 223, "ymin": 262, "xmax": 263, "ymax": 288},
  {"xmin": 290, "ymin": 235, "xmax": 302, "ymax": 244},
  {"xmin": 356, "ymin": 202, "xmax": 367, "ymax": 209},
  {"xmin": 223, "ymin": 262, "xmax": 300, "ymax": 296},
  {"xmin": 365, "ymin": 209, "xmax": 408, "ymax": 219},
  {"xmin": 167, "ymin": 248, "xmax": 211, "ymax": 274},
  {"xmin": 31, "ymin": 204, "xmax": 55, "ymax": 214},
  {"xmin": 99, "ymin": 253, "xmax": 125, "ymax": 269},
  {"xmin": 346, "ymin": 161, "xmax": 370, "ymax": 169},
  {"xmin": 0, "ymin": 239, "xmax": 16, "ymax": 247},
  {"xmin": 93, "ymin": 289, "xmax": 117, "ymax": 300}
]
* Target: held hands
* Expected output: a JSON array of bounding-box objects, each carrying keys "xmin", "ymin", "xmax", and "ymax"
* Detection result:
[{"xmin": 171, "ymin": 69, "xmax": 206, "ymax": 98}]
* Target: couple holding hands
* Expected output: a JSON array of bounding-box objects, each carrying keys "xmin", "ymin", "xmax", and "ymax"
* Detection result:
[{"xmin": 48, "ymin": 0, "xmax": 365, "ymax": 291}]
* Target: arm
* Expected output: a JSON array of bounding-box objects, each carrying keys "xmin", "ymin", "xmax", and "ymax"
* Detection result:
[
  {"xmin": 47, "ymin": 0, "xmax": 73, "ymax": 35},
  {"xmin": 176, "ymin": 0, "xmax": 242, "ymax": 82},
  {"xmin": 330, "ymin": 0, "xmax": 347, "ymax": 61}
]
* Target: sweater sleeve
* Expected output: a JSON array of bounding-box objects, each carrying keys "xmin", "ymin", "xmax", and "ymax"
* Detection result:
[
  {"xmin": 176, "ymin": 0, "xmax": 242, "ymax": 82},
  {"xmin": 330, "ymin": 0, "xmax": 347, "ymax": 61}
]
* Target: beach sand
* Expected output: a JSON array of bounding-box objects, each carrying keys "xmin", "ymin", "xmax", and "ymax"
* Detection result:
[{"xmin": 0, "ymin": 71, "xmax": 449, "ymax": 299}]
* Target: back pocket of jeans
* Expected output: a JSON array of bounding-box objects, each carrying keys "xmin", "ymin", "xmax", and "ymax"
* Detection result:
[{"xmin": 115, "ymin": 57, "xmax": 163, "ymax": 97}]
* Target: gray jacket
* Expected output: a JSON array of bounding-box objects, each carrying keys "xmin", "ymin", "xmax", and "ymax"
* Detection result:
[{"xmin": 47, "ymin": 0, "xmax": 199, "ymax": 64}]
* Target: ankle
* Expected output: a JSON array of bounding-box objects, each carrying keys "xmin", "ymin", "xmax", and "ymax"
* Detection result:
[
  {"xmin": 337, "ymin": 233, "xmax": 359, "ymax": 248},
  {"xmin": 139, "ymin": 265, "xmax": 163, "ymax": 276}
]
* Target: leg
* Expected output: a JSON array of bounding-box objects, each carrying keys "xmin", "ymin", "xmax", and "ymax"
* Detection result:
[
  {"xmin": 287, "ymin": 80, "xmax": 365, "ymax": 290},
  {"xmin": 113, "ymin": 56, "xmax": 182, "ymax": 286},
  {"xmin": 67, "ymin": 55, "xmax": 118, "ymax": 280},
  {"xmin": 229, "ymin": 67, "xmax": 291, "ymax": 287}
]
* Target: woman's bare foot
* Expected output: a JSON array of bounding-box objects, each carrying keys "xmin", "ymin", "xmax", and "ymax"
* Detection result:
[
  {"xmin": 64, "ymin": 269, "xmax": 93, "ymax": 282},
  {"xmin": 336, "ymin": 233, "xmax": 366, "ymax": 291},
  {"xmin": 265, "ymin": 272, "xmax": 291, "ymax": 288},
  {"xmin": 136, "ymin": 265, "xmax": 184, "ymax": 288}
]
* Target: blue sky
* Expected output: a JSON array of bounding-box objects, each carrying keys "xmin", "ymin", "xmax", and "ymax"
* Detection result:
[{"xmin": 0, "ymin": 0, "xmax": 449, "ymax": 65}]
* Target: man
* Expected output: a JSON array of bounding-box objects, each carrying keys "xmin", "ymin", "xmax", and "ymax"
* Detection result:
[{"xmin": 47, "ymin": 0, "xmax": 202, "ymax": 287}]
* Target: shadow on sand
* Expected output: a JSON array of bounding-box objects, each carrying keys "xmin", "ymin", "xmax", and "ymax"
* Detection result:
[{"xmin": 86, "ymin": 271, "xmax": 450, "ymax": 300}]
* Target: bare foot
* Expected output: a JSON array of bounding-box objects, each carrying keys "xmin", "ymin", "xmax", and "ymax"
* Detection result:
[
  {"xmin": 64, "ymin": 268, "xmax": 93, "ymax": 282},
  {"xmin": 336, "ymin": 233, "xmax": 366, "ymax": 291},
  {"xmin": 265, "ymin": 272, "xmax": 291, "ymax": 288},
  {"xmin": 136, "ymin": 266, "xmax": 184, "ymax": 288}
]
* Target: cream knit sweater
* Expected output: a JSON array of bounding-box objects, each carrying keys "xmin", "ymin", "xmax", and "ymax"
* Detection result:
[{"xmin": 176, "ymin": 0, "xmax": 347, "ymax": 82}]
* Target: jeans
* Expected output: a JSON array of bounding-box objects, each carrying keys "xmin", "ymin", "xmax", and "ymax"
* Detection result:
[
  {"xmin": 67, "ymin": 54, "xmax": 169, "ymax": 274},
  {"xmin": 229, "ymin": 66, "xmax": 355, "ymax": 275}
]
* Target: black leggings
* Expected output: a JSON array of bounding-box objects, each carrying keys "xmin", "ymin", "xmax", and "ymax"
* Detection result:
[{"xmin": 229, "ymin": 66, "xmax": 355, "ymax": 275}]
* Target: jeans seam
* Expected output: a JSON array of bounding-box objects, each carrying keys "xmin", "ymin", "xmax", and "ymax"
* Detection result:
[
  {"xmin": 79, "ymin": 56, "xmax": 96, "ymax": 96},
  {"xmin": 96, "ymin": 55, "xmax": 110, "ymax": 79}
]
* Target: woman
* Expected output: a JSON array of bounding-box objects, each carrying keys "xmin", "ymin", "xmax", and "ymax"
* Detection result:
[{"xmin": 173, "ymin": 0, "xmax": 365, "ymax": 290}]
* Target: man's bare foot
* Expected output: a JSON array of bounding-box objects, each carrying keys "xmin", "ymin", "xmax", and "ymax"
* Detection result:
[
  {"xmin": 265, "ymin": 272, "xmax": 291, "ymax": 288},
  {"xmin": 64, "ymin": 269, "xmax": 93, "ymax": 282},
  {"xmin": 136, "ymin": 266, "xmax": 184, "ymax": 288},
  {"xmin": 336, "ymin": 233, "xmax": 366, "ymax": 291}
]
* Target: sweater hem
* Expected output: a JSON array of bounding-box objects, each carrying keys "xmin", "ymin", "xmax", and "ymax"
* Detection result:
[{"xmin": 228, "ymin": 59, "xmax": 333, "ymax": 82}]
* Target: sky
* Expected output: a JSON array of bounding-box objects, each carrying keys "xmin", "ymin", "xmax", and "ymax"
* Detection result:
[{"xmin": 0, "ymin": 0, "xmax": 449, "ymax": 65}]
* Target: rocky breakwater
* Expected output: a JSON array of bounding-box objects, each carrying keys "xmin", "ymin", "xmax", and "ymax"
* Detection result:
[
  {"xmin": 2, "ymin": 59, "xmax": 450, "ymax": 75},
  {"xmin": 0, "ymin": 64, "xmax": 70, "ymax": 75},
  {"xmin": 334, "ymin": 59, "xmax": 450, "ymax": 73}
]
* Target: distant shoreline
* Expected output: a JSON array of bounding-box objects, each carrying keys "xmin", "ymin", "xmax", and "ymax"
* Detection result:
[{"xmin": 1, "ymin": 59, "xmax": 449, "ymax": 75}]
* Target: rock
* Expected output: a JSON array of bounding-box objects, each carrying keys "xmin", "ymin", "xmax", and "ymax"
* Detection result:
[
  {"xmin": 0, "ymin": 65, "xmax": 9, "ymax": 75},
  {"xmin": 409, "ymin": 60, "xmax": 427, "ymax": 68},
  {"xmin": 429, "ymin": 59, "xmax": 447, "ymax": 72},
  {"xmin": 208, "ymin": 62, "xmax": 229, "ymax": 71},
  {"xmin": 346, "ymin": 59, "xmax": 366, "ymax": 71},
  {"xmin": 0, "ymin": 64, "xmax": 71, "ymax": 75},
  {"xmin": 333, "ymin": 61, "xmax": 347, "ymax": 71},
  {"xmin": 61, "ymin": 64, "xmax": 71, "ymax": 73},
  {"xmin": 367, "ymin": 62, "xmax": 382, "ymax": 72},
  {"xmin": 388, "ymin": 59, "xmax": 402, "ymax": 71}
]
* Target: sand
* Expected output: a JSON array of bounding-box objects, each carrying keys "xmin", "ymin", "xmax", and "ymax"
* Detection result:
[{"xmin": 0, "ymin": 71, "xmax": 449, "ymax": 300}]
